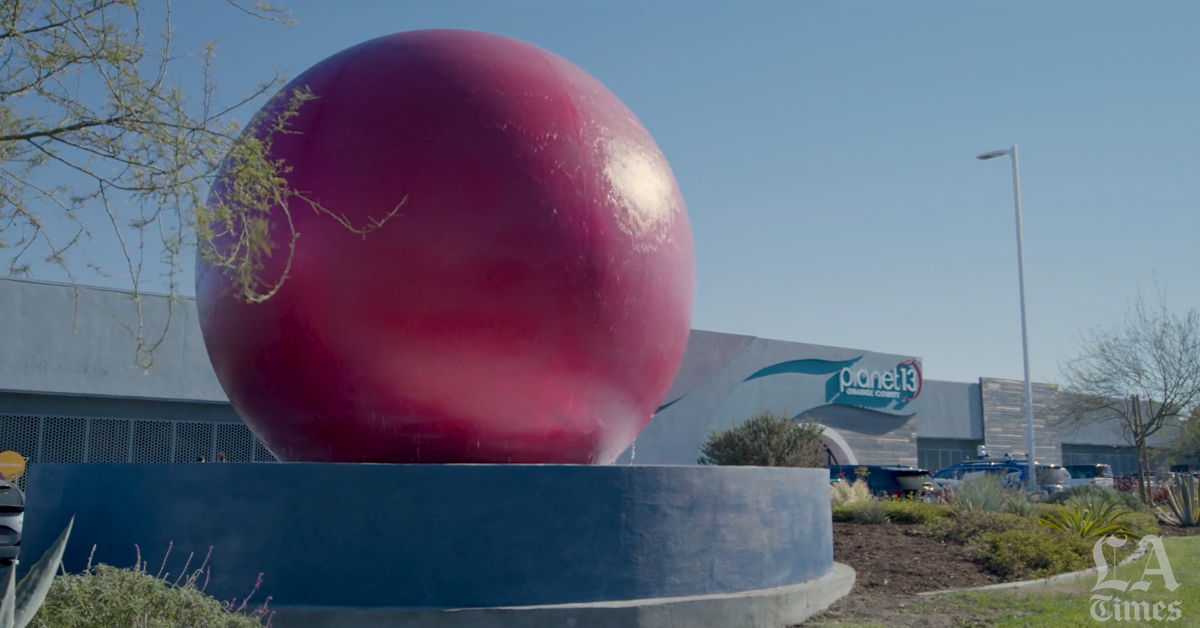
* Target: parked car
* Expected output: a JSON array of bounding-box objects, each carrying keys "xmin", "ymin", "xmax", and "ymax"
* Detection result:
[
  {"xmin": 828, "ymin": 465, "xmax": 934, "ymax": 498},
  {"xmin": 1064, "ymin": 463, "xmax": 1116, "ymax": 488},
  {"xmin": 1035, "ymin": 464, "xmax": 1072, "ymax": 493},
  {"xmin": 0, "ymin": 479, "xmax": 23, "ymax": 568},
  {"xmin": 932, "ymin": 461, "xmax": 1019, "ymax": 488},
  {"xmin": 931, "ymin": 459, "xmax": 1071, "ymax": 494}
]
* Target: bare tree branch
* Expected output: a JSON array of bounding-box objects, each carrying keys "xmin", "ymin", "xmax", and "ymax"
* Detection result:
[{"xmin": 1056, "ymin": 281, "xmax": 1200, "ymax": 502}]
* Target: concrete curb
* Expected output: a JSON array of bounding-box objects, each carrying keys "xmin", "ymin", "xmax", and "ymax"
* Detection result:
[
  {"xmin": 917, "ymin": 538, "xmax": 1151, "ymax": 597},
  {"xmin": 269, "ymin": 563, "xmax": 857, "ymax": 628}
]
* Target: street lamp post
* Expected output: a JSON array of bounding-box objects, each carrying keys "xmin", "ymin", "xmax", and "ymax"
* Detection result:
[{"xmin": 977, "ymin": 146, "xmax": 1037, "ymax": 492}]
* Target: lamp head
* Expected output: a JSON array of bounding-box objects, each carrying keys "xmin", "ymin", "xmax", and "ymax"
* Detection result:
[{"xmin": 976, "ymin": 149, "xmax": 1010, "ymax": 161}]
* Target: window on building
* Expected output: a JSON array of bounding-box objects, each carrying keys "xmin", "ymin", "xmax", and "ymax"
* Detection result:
[
  {"xmin": 917, "ymin": 438, "xmax": 982, "ymax": 473},
  {"xmin": 1061, "ymin": 444, "xmax": 1140, "ymax": 478}
]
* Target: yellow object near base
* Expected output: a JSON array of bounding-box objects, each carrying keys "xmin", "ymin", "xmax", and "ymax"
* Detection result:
[{"xmin": 0, "ymin": 450, "xmax": 26, "ymax": 482}]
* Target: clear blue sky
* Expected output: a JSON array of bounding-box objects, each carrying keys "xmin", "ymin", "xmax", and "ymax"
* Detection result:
[{"xmin": 28, "ymin": 1, "xmax": 1200, "ymax": 385}]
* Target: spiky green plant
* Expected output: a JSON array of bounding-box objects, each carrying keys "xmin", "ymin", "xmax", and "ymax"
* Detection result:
[
  {"xmin": 0, "ymin": 516, "xmax": 73, "ymax": 628},
  {"xmin": 854, "ymin": 501, "xmax": 890, "ymax": 525},
  {"xmin": 1003, "ymin": 492, "xmax": 1037, "ymax": 518},
  {"xmin": 1158, "ymin": 475, "xmax": 1200, "ymax": 528},
  {"xmin": 953, "ymin": 474, "xmax": 1010, "ymax": 514},
  {"xmin": 1039, "ymin": 501, "xmax": 1138, "ymax": 541}
]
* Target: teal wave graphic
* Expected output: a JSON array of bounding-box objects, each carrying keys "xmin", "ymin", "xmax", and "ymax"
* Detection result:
[
  {"xmin": 744, "ymin": 357, "xmax": 863, "ymax": 381},
  {"xmin": 655, "ymin": 397, "xmax": 682, "ymax": 414}
]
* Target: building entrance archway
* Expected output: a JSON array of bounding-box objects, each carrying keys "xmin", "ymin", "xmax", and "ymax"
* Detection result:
[{"xmin": 815, "ymin": 425, "xmax": 857, "ymax": 466}]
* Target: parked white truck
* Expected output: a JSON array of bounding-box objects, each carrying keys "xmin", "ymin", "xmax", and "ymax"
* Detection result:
[{"xmin": 1064, "ymin": 463, "xmax": 1116, "ymax": 488}]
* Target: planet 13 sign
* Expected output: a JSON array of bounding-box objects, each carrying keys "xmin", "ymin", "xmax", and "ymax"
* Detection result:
[
  {"xmin": 826, "ymin": 359, "xmax": 922, "ymax": 413},
  {"xmin": 738, "ymin": 353, "xmax": 924, "ymax": 417}
]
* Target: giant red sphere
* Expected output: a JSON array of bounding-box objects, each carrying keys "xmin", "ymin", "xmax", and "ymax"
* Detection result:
[{"xmin": 195, "ymin": 30, "xmax": 695, "ymax": 464}]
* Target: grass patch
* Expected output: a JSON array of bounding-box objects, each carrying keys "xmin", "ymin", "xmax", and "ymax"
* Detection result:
[
  {"xmin": 804, "ymin": 622, "xmax": 887, "ymax": 627},
  {"xmin": 832, "ymin": 500, "xmax": 952, "ymax": 524},
  {"xmin": 881, "ymin": 500, "xmax": 953, "ymax": 524},
  {"xmin": 27, "ymin": 549, "xmax": 272, "ymax": 628},
  {"xmin": 853, "ymin": 501, "xmax": 890, "ymax": 525},
  {"xmin": 831, "ymin": 504, "xmax": 862, "ymax": 522},
  {"xmin": 907, "ymin": 537, "xmax": 1199, "ymax": 626},
  {"xmin": 920, "ymin": 510, "xmax": 1041, "ymax": 543}
]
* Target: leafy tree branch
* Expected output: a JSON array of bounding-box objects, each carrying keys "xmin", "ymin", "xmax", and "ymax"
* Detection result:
[{"xmin": 0, "ymin": 0, "xmax": 402, "ymax": 368}]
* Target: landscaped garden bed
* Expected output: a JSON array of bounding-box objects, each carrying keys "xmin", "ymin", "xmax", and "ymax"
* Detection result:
[
  {"xmin": 807, "ymin": 535, "xmax": 1200, "ymax": 627},
  {"xmin": 832, "ymin": 521, "xmax": 1000, "ymax": 595},
  {"xmin": 803, "ymin": 475, "xmax": 1199, "ymax": 626}
]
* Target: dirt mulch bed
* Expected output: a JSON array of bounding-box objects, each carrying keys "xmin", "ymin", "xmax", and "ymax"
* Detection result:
[
  {"xmin": 831, "ymin": 522, "xmax": 1000, "ymax": 596},
  {"xmin": 1157, "ymin": 524, "xmax": 1200, "ymax": 537},
  {"xmin": 803, "ymin": 522, "xmax": 1001, "ymax": 627},
  {"xmin": 805, "ymin": 520, "xmax": 1197, "ymax": 626}
]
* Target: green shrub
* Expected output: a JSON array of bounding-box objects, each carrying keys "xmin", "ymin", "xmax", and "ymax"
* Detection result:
[
  {"xmin": 1047, "ymin": 485, "xmax": 1149, "ymax": 512},
  {"xmin": 832, "ymin": 499, "xmax": 940, "ymax": 524},
  {"xmin": 1123, "ymin": 510, "xmax": 1162, "ymax": 539},
  {"xmin": 832, "ymin": 504, "xmax": 862, "ymax": 522},
  {"xmin": 854, "ymin": 501, "xmax": 890, "ymax": 524},
  {"xmin": 923, "ymin": 510, "xmax": 1041, "ymax": 543},
  {"xmin": 830, "ymin": 479, "xmax": 872, "ymax": 508},
  {"xmin": 697, "ymin": 409, "xmax": 825, "ymax": 467},
  {"xmin": 881, "ymin": 500, "xmax": 953, "ymax": 524},
  {"xmin": 29, "ymin": 556, "xmax": 271, "ymax": 628},
  {"xmin": 964, "ymin": 528, "xmax": 1093, "ymax": 581}
]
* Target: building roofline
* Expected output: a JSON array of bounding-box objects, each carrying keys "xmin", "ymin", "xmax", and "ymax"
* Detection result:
[
  {"xmin": 0, "ymin": 387, "xmax": 230, "ymax": 405},
  {"xmin": 0, "ymin": 275, "xmax": 195, "ymax": 301},
  {"xmin": 0, "ymin": 277, "xmax": 988, "ymax": 387}
]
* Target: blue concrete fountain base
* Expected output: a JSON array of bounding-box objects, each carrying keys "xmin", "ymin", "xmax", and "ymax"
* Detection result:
[{"xmin": 20, "ymin": 463, "xmax": 851, "ymax": 628}]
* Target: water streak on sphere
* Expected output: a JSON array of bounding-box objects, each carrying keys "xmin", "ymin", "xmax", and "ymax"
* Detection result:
[{"xmin": 195, "ymin": 29, "xmax": 695, "ymax": 464}]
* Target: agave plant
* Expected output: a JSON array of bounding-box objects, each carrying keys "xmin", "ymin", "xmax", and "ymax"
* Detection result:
[
  {"xmin": 1158, "ymin": 475, "xmax": 1199, "ymax": 528},
  {"xmin": 1003, "ymin": 492, "xmax": 1036, "ymax": 518},
  {"xmin": 1039, "ymin": 500, "xmax": 1138, "ymax": 541},
  {"xmin": 953, "ymin": 474, "xmax": 1032, "ymax": 514},
  {"xmin": 0, "ymin": 517, "xmax": 73, "ymax": 628}
]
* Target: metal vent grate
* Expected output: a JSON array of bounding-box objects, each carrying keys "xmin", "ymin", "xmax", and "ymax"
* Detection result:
[
  {"xmin": 41, "ymin": 417, "xmax": 87, "ymax": 463},
  {"xmin": 0, "ymin": 414, "xmax": 39, "ymax": 462},
  {"xmin": 0, "ymin": 410, "xmax": 278, "ymax": 472},
  {"xmin": 254, "ymin": 439, "xmax": 278, "ymax": 463},
  {"xmin": 216, "ymin": 423, "xmax": 256, "ymax": 462},
  {"xmin": 131, "ymin": 420, "xmax": 172, "ymax": 463},
  {"xmin": 88, "ymin": 419, "xmax": 131, "ymax": 463},
  {"xmin": 175, "ymin": 422, "xmax": 214, "ymax": 463},
  {"xmin": 0, "ymin": 414, "xmax": 40, "ymax": 491}
]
